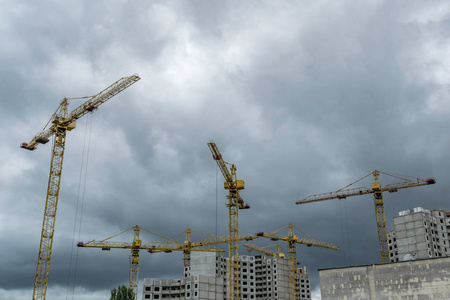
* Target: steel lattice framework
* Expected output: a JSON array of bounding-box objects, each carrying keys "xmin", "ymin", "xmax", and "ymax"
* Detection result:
[
  {"xmin": 22, "ymin": 74, "xmax": 141, "ymax": 300},
  {"xmin": 207, "ymin": 141, "xmax": 249, "ymax": 300}
]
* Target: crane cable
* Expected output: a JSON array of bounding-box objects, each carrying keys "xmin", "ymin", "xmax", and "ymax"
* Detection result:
[
  {"xmin": 338, "ymin": 198, "xmax": 352, "ymax": 266},
  {"xmin": 215, "ymin": 159, "xmax": 219, "ymax": 241},
  {"xmin": 65, "ymin": 113, "xmax": 94, "ymax": 300},
  {"xmin": 214, "ymin": 159, "xmax": 219, "ymax": 297},
  {"xmin": 344, "ymin": 198, "xmax": 351, "ymax": 264}
]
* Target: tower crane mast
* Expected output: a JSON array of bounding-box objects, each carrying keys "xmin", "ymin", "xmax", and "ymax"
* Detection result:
[
  {"xmin": 21, "ymin": 74, "xmax": 140, "ymax": 300},
  {"xmin": 296, "ymin": 170, "xmax": 436, "ymax": 263},
  {"xmin": 207, "ymin": 141, "xmax": 249, "ymax": 300},
  {"xmin": 256, "ymin": 224, "xmax": 340, "ymax": 300}
]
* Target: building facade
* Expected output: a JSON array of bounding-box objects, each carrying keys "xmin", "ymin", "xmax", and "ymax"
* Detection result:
[
  {"xmin": 387, "ymin": 207, "xmax": 450, "ymax": 262},
  {"xmin": 142, "ymin": 276, "xmax": 224, "ymax": 300},
  {"xmin": 142, "ymin": 252, "xmax": 311, "ymax": 300},
  {"xmin": 296, "ymin": 267, "xmax": 310, "ymax": 299},
  {"xmin": 319, "ymin": 256, "xmax": 450, "ymax": 300}
]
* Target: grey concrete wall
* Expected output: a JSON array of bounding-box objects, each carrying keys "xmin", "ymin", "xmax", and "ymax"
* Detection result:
[
  {"xmin": 142, "ymin": 275, "xmax": 224, "ymax": 300},
  {"xmin": 189, "ymin": 252, "xmax": 218, "ymax": 277},
  {"xmin": 319, "ymin": 256, "xmax": 450, "ymax": 300}
]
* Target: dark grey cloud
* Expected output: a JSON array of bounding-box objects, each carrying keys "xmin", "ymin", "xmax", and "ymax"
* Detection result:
[{"xmin": 1, "ymin": 1, "xmax": 450, "ymax": 299}]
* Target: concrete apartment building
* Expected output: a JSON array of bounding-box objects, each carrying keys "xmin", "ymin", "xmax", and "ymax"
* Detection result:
[
  {"xmin": 142, "ymin": 251, "xmax": 311, "ymax": 300},
  {"xmin": 319, "ymin": 256, "xmax": 450, "ymax": 300},
  {"xmin": 387, "ymin": 207, "xmax": 450, "ymax": 262},
  {"xmin": 142, "ymin": 276, "xmax": 224, "ymax": 300}
]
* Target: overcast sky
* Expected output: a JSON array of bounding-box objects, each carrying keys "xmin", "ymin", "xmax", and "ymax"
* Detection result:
[{"xmin": 1, "ymin": 1, "xmax": 450, "ymax": 299}]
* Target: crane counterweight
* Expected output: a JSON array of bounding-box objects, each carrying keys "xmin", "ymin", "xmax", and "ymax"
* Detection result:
[
  {"xmin": 36, "ymin": 137, "xmax": 50, "ymax": 144},
  {"xmin": 427, "ymin": 178, "xmax": 436, "ymax": 184}
]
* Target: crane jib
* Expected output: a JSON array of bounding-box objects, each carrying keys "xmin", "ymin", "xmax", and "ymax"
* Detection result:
[{"xmin": 21, "ymin": 74, "xmax": 140, "ymax": 152}]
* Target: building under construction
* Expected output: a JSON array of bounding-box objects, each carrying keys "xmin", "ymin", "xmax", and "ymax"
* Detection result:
[
  {"xmin": 387, "ymin": 207, "xmax": 450, "ymax": 261},
  {"xmin": 142, "ymin": 252, "xmax": 311, "ymax": 300}
]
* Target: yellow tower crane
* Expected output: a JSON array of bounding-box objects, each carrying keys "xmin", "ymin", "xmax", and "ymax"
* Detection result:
[
  {"xmin": 77, "ymin": 226, "xmax": 177, "ymax": 299},
  {"xmin": 207, "ymin": 141, "xmax": 249, "ymax": 300},
  {"xmin": 243, "ymin": 243, "xmax": 285, "ymax": 258},
  {"xmin": 21, "ymin": 74, "xmax": 141, "ymax": 300},
  {"xmin": 256, "ymin": 224, "xmax": 340, "ymax": 300},
  {"xmin": 296, "ymin": 170, "xmax": 436, "ymax": 263}
]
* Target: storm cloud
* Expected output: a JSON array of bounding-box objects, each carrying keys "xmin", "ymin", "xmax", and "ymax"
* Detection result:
[{"xmin": 1, "ymin": 1, "xmax": 449, "ymax": 299}]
